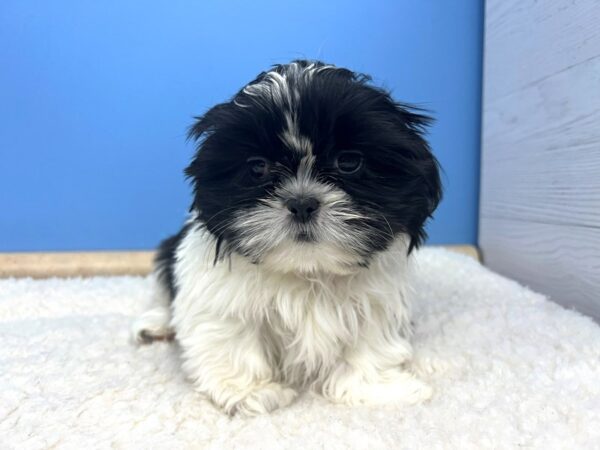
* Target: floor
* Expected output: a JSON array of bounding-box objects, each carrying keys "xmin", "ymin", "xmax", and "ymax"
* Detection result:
[{"xmin": 1, "ymin": 248, "xmax": 599, "ymax": 449}]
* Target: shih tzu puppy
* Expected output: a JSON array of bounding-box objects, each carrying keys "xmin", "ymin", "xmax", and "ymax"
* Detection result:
[{"xmin": 132, "ymin": 60, "xmax": 442, "ymax": 416}]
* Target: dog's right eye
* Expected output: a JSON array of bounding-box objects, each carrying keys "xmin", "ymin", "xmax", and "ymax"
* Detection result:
[
  {"xmin": 334, "ymin": 150, "xmax": 364, "ymax": 175},
  {"xmin": 246, "ymin": 156, "xmax": 271, "ymax": 181}
]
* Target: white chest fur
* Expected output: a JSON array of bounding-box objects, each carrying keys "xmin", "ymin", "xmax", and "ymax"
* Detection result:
[{"xmin": 171, "ymin": 226, "xmax": 413, "ymax": 387}]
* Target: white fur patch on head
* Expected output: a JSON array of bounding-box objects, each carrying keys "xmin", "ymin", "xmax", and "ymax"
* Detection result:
[
  {"xmin": 280, "ymin": 112, "xmax": 312, "ymax": 155},
  {"xmin": 241, "ymin": 62, "xmax": 337, "ymax": 155},
  {"xmin": 242, "ymin": 62, "xmax": 335, "ymax": 104},
  {"xmin": 242, "ymin": 70, "xmax": 293, "ymax": 109}
]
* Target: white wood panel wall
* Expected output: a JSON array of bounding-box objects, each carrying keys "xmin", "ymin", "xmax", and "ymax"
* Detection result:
[{"xmin": 480, "ymin": 0, "xmax": 600, "ymax": 320}]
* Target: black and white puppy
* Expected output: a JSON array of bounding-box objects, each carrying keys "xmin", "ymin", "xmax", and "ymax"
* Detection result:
[{"xmin": 132, "ymin": 60, "xmax": 442, "ymax": 416}]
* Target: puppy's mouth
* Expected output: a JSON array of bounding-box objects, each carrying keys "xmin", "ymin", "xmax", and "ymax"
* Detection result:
[
  {"xmin": 295, "ymin": 230, "xmax": 316, "ymax": 243},
  {"xmin": 288, "ymin": 221, "xmax": 319, "ymax": 243}
]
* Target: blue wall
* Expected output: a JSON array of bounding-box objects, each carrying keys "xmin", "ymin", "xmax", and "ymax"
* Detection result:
[{"xmin": 0, "ymin": 1, "xmax": 483, "ymax": 251}]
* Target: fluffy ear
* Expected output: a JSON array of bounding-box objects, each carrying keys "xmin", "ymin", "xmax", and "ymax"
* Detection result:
[
  {"xmin": 186, "ymin": 103, "xmax": 230, "ymax": 144},
  {"xmin": 184, "ymin": 102, "xmax": 231, "ymax": 182},
  {"xmin": 184, "ymin": 103, "xmax": 225, "ymax": 212},
  {"xmin": 187, "ymin": 115, "xmax": 211, "ymax": 143},
  {"xmin": 390, "ymin": 103, "xmax": 443, "ymax": 251},
  {"xmin": 394, "ymin": 103, "xmax": 434, "ymax": 134},
  {"xmin": 395, "ymin": 103, "xmax": 442, "ymax": 215}
]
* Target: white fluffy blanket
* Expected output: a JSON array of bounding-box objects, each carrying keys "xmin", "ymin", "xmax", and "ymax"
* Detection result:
[{"xmin": 1, "ymin": 249, "xmax": 599, "ymax": 449}]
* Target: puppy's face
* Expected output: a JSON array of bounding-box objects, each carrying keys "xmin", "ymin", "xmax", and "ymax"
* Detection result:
[{"xmin": 186, "ymin": 61, "xmax": 441, "ymax": 274}]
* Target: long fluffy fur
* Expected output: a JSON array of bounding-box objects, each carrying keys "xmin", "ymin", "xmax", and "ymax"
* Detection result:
[{"xmin": 132, "ymin": 60, "xmax": 441, "ymax": 416}]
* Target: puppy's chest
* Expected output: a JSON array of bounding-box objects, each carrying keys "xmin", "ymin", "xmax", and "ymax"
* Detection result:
[{"xmin": 261, "ymin": 279, "xmax": 371, "ymax": 357}]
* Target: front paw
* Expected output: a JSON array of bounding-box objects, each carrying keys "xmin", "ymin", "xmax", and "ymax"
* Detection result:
[
  {"xmin": 358, "ymin": 374, "xmax": 433, "ymax": 406},
  {"xmin": 323, "ymin": 371, "xmax": 433, "ymax": 406},
  {"xmin": 217, "ymin": 383, "xmax": 298, "ymax": 417}
]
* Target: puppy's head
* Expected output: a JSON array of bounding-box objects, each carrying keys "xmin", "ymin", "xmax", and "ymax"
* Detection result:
[{"xmin": 186, "ymin": 60, "xmax": 442, "ymax": 274}]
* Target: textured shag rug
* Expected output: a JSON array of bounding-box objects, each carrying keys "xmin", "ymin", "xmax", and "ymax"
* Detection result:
[{"xmin": 1, "ymin": 248, "xmax": 599, "ymax": 449}]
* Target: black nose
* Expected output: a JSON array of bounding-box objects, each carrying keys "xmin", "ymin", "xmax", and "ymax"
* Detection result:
[{"xmin": 285, "ymin": 197, "xmax": 320, "ymax": 223}]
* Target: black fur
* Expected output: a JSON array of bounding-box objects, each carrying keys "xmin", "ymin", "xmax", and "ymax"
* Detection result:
[{"xmin": 154, "ymin": 223, "xmax": 191, "ymax": 300}]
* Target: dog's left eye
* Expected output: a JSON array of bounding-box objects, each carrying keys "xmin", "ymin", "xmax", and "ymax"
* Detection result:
[
  {"xmin": 246, "ymin": 156, "xmax": 271, "ymax": 181},
  {"xmin": 335, "ymin": 151, "xmax": 364, "ymax": 175}
]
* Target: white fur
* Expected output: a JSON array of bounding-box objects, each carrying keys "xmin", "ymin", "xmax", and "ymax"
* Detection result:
[
  {"xmin": 136, "ymin": 225, "xmax": 430, "ymax": 416},
  {"xmin": 280, "ymin": 112, "xmax": 312, "ymax": 155}
]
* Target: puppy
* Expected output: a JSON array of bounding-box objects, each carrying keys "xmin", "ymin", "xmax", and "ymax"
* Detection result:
[{"xmin": 132, "ymin": 60, "xmax": 442, "ymax": 416}]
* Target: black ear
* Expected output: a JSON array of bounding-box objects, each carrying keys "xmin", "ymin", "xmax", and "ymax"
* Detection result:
[
  {"xmin": 421, "ymin": 151, "xmax": 443, "ymax": 221},
  {"xmin": 184, "ymin": 103, "xmax": 228, "ymax": 212},
  {"xmin": 392, "ymin": 102, "xmax": 435, "ymax": 142},
  {"xmin": 186, "ymin": 103, "xmax": 231, "ymax": 143},
  {"xmin": 395, "ymin": 103, "xmax": 442, "ymax": 214},
  {"xmin": 184, "ymin": 102, "xmax": 231, "ymax": 181},
  {"xmin": 187, "ymin": 115, "xmax": 211, "ymax": 143},
  {"xmin": 394, "ymin": 102, "xmax": 435, "ymax": 130},
  {"xmin": 390, "ymin": 103, "xmax": 443, "ymax": 251}
]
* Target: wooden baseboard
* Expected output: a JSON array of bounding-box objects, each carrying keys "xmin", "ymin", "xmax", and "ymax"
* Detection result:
[
  {"xmin": 443, "ymin": 245, "xmax": 480, "ymax": 262},
  {"xmin": 0, "ymin": 245, "xmax": 479, "ymax": 279}
]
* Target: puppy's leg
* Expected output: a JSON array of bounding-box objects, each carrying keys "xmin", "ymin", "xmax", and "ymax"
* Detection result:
[
  {"xmin": 175, "ymin": 314, "xmax": 297, "ymax": 416},
  {"xmin": 322, "ymin": 325, "xmax": 432, "ymax": 406},
  {"xmin": 131, "ymin": 275, "xmax": 175, "ymax": 344}
]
